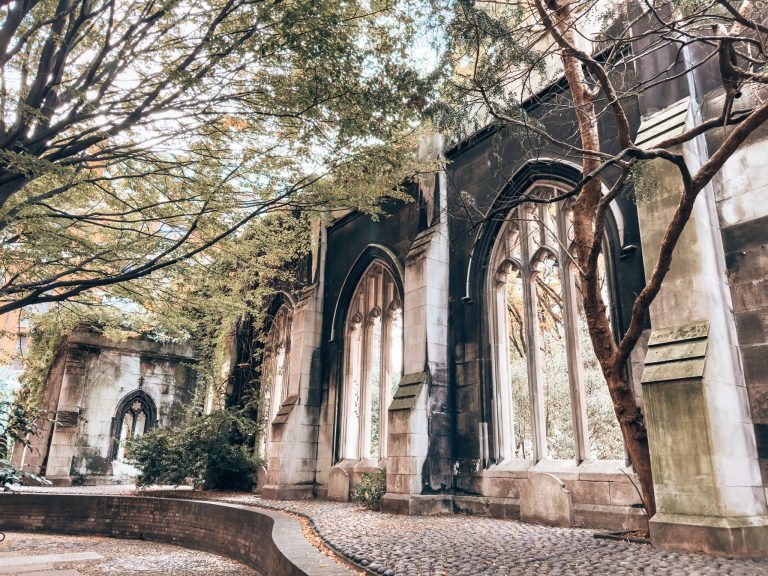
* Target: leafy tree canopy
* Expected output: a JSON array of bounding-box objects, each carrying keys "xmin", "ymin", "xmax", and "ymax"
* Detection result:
[
  {"xmin": 0, "ymin": 0, "xmax": 446, "ymax": 314},
  {"xmin": 13, "ymin": 208, "xmax": 310, "ymax": 421}
]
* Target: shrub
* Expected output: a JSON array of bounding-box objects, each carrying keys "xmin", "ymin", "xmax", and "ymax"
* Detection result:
[
  {"xmin": 353, "ymin": 468, "xmax": 386, "ymax": 510},
  {"xmin": 0, "ymin": 459, "xmax": 50, "ymax": 490},
  {"xmin": 128, "ymin": 408, "xmax": 259, "ymax": 490},
  {"xmin": 0, "ymin": 394, "xmax": 51, "ymax": 490}
]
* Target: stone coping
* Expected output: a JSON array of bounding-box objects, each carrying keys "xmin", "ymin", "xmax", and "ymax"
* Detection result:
[
  {"xmin": 0, "ymin": 493, "xmax": 354, "ymax": 576},
  {"xmin": 68, "ymin": 329, "xmax": 195, "ymax": 359},
  {"xmin": 483, "ymin": 458, "xmax": 635, "ymax": 481}
]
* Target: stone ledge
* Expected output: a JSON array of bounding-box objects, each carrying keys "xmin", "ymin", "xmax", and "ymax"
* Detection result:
[
  {"xmin": 480, "ymin": 459, "xmax": 636, "ymax": 483},
  {"xmin": 573, "ymin": 503, "xmax": 648, "ymax": 532},
  {"xmin": 261, "ymin": 484, "xmax": 315, "ymax": 501},
  {"xmin": 67, "ymin": 329, "xmax": 195, "ymax": 359},
  {"xmin": 379, "ymin": 492, "xmax": 645, "ymax": 531},
  {"xmin": 0, "ymin": 494, "xmax": 353, "ymax": 576},
  {"xmin": 650, "ymin": 512, "xmax": 768, "ymax": 558},
  {"xmin": 380, "ymin": 493, "xmax": 453, "ymax": 515}
]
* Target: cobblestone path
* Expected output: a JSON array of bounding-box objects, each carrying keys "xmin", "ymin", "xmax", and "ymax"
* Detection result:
[
  {"xmin": 17, "ymin": 486, "xmax": 768, "ymax": 576},
  {"xmin": 209, "ymin": 494, "xmax": 768, "ymax": 576},
  {"xmin": 0, "ymin": 532, "xmax": 259, "ymax": 575}
]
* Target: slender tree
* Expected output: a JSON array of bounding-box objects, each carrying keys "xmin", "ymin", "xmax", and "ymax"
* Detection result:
[{"xmin": 442, "ymin": 0, "xmax": 768, "ymax": 516}]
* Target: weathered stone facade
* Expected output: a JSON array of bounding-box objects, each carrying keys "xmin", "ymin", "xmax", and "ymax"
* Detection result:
[
  {"xmin": 251, "ymin": 31, "xmax": 768, "ymax": 558},
  {"xmin": 15, "ymin": 10, "xmax": 768, "ymax": 559},
  {"xmin": 13, "ymin": 328, "xmax": 196, "ymax": 484}
]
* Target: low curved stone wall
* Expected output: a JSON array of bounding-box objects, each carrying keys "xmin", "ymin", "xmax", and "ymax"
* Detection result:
[{"xmin": 0, "ymin": 494, "xmax": 353, "ymax": 576}]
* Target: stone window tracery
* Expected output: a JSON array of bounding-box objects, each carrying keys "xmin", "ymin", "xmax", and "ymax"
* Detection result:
[
  {"xmin": 257, "ymin": 303, "xmax": 292, "ymax": 459},
  {"xmin": 488, "ymin": 183, "xmax": 624, "ymax": 462},
  {"xmin": 340, "ymin": 261, "xmax": 403, "ymax": 461},
  {"xmin": 112, "ymin": 391, "xmax": 156, "ymax": 461}
]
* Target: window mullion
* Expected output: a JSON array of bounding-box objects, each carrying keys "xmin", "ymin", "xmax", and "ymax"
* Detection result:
[
  {"xmin": 558, "ymin": 209, "xmax": 591, "ymax": 461},
  {"xmin": 359, "ymin": 318, "xmax": 371, "ymax": 460},
  {"xmin": 283, "ymin": 315, "xmax": 292, "ymax": 401},
  {"xmin": 340, "ymin": 334, "xmax": 350, "ymax": 459},
  {"xmin": 522, "ymin": 215, "xmax": 547, "ymax": 461},
  {"xmin": 380, "ymin": 305, "xmax": 390, "ymax": 461},
  {"xmin": 494, "ymin": 274, "xmax": 513, "ymax": 461}
]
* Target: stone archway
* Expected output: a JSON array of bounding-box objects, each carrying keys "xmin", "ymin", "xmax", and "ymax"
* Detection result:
[{"xmin": 109, "ymin": 389, "xmax": 158, "ymax": 462}]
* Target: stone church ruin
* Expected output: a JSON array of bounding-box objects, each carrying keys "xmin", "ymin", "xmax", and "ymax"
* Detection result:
[{"xmin": 17, "ymin": 7, "xmax": 768, "ymax": 561}]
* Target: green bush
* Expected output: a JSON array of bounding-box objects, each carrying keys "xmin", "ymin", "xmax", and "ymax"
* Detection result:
[
  {"xmin": 0, "ymin": 394, "xmax": 51, "ymax": 490},
  {"xmin": 352, "ymin": 468, "xmax": 386, "ymax": 510},
  {"xmin": 0, "ymin": 459, "xmax": 50, "ymax": 490},
  {"xmin": 128, "ymin": 408, "xmax": 260, "ymax": 490}
]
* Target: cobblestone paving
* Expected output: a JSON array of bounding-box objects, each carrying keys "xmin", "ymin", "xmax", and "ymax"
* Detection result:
[
  {"xmin": 16, "ymin": 486, "xmax": 768, "ymax": 576},
  {"xmin": 206, "ymin": 493, "xmax": 768, "ymax": 576},
  {"xmin": 0, "ymin": 532, "xmax": 259, "ymax": 575}
]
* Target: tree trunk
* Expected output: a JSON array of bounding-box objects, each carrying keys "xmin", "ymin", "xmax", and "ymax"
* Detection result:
[
  {"xmin": 606, "ymin": 372, "xmax": 656, "ymax": 517},
  {"xmin": 533, "ymin": 0, "xmax": 658, "ymax": 517}
]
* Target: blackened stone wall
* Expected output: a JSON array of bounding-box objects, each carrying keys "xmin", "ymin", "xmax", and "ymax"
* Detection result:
[
  {"xmin": 444, "ymin": 112, "xmax": 647, "ymax": 488},
  {"xmin": 321, "ymin": 195, "xmax": 422, "ymax": 461}
]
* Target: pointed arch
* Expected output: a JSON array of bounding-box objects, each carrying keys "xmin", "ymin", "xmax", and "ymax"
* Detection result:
[
  {"xmin": 329, "ymin": 244, "xmax": 404, "ymax": 343},
  {"xmin": 110, "ymin": 389, "xmax": 158, "ymax": 461},
  {"xmin": 464, "ymin": 160, "xmax": 625, "ymax": 304},
  {"xmin": 256, "ymin": 299, "xmax": 294, "ymax": 459},
  {"xmin": 483, "ymin": 176, "xmax": 627, "ymax": 464},
  {"xmin": 334, "ymin": 255, "xmax": 404, "ymax": 463}
]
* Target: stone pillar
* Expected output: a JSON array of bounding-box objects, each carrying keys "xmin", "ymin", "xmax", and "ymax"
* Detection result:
[
  {"xmin": 43, "ymin": 343, "xmax": 99, "ymax": 484},
  {"xmin": 635, "ymin": 101, "xmax": 768, "ymax": 556},
  {"xmin": 12, "ymin": 344, "xmax": 68, "ymax": 477},
  {"xmin": 381, "ymin": 135, "xmax": 452, "ymax": 514},
  {"xmin": 262, "ymin": 224, "xmax": 326, "ymax": 500}
]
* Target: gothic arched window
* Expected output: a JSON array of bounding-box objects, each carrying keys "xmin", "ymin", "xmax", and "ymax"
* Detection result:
[
  {"xmin": 111, "ymin": 390, "xmax": 156, "ymax": 461},
  {"xmin": 257, "ymin": 303, "xmax": 293, "ymax": 459},
  {"xmin": 488, "ymin": 183, "xmax": 624, "ymax": 462},
  {"xmin": 340, "ymin": 261, "xmax": 403, "ymax": 461}
]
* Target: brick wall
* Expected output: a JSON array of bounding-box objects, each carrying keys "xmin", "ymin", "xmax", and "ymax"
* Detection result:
[{"xmin": 0, "ymin": 494, "xmax": 352, "ymax": 576}]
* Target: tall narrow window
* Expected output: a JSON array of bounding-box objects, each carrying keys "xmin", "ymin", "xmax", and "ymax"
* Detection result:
[
  {"xmin": 573, "ymin": 254, "xmax": 625, "ymax": 459},
  {"xmin": 488, "ymin": 184, "xmax": 624, "ymax": 462},
  {"xmin": 533, "ymin": 251, "xmax": 575, "ymax": 459},
  {"xmin": 257, "ymin": 304, "xmax": 292, "ymax": 459},
  {"xmin": 112, "ymin": 391, "xmax": 156, "ymax": 461},
  {"xmin": 507, "ymin": 265, "xmax": 533, "ymax": 459},
  {"xmin": 341, "ymin": 262, "xmax": 403, "ymax": 461},
  {"xmin": 387, "ymin": 306, "xmax": 404, "ymax": 402}
]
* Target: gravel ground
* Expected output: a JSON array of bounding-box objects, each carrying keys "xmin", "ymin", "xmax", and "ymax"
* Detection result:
[
  {"xmin": 0, "ymin": 532, "xmax": 260, "ymax": 575},
  {"xmin": 13, "ymin": 485, "xmax": 768, "ymax": 576}
]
